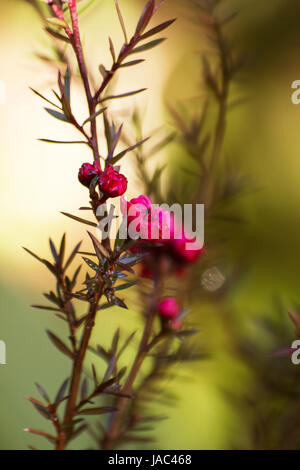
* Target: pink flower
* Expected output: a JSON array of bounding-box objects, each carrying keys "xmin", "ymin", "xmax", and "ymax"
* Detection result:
[
  {"xmin": 158, "ymin": 297, "xmax": 180, "ymax": 319},
  {"xmin": 78, "ymin": 161, "xmax": 101, "ymax": 187},
  {"xmin": 121, "ymin": 195, "xmax": 173, "ymax": 242},
  {"xmin": 170, "ymin": 235, "xmax": 205, "ymax": 264},
  {"xmin": 99, "ymin": 165, "xmax": 127, "ymax": 198}
]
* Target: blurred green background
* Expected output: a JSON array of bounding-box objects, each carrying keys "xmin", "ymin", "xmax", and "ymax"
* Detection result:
[{"xmin": 1, "ymin": 0, "xmax": 300, "ymax": 449}]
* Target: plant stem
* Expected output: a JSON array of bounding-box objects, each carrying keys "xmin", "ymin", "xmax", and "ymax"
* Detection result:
[
  {"xmin": 94, "ymin": 37, "xmax": 139, "ymax": 102},
  {"xmin": 56, "ymin": 288, "xmax": 103, "ymax": 450},
  {"xmin": 102, "ymin": 280, "xmax": 160, "ymax": 450},
  {"xmin": 68, "ymin": 0, "xmax": 100, "ymax": 163}
]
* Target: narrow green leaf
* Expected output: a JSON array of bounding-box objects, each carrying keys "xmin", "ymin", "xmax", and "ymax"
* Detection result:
[
  {"xmin": 82, "ymin": 257, "xmax": 99, "ymax": 272},
  {"xmin": 49, "ymin": 238, "xmax": 58, "ymax": 262},
  {"xmin": 64, "ymin": 66, "xmax": 71, "ymax": 103},
  {"xmin": 135, "ymin": 0, "xmax": 155, "ymax": 35},
  {"xmin": 64, "ymin": 241, "xmax": 82, "ymax": 271},
  {"xmin": 59, "ymin": 233, "xmax": 66, "ymax": 267},
  {"xmin": 30, "ymin": 88, "xmax": 61, "ymax": 109},
  {"xmin": 45, "ymin": 17, "xmax": 67, "ymax": 28},
  {"xmin": 35, "ymin": 383, "xmax": 50, "ymax": 403},
  {"xmin": 81, "ymin": 378, "xmax": 88, "ymax": 400},
  {"xmin": 119, "ymin": 59, "xmax": 145, "ymax": 68},
  {"xmin": 115, "ymin": 281, "xmax": 136, "ymax": 291},
  {"xmin": 31, "ymin": 305, "xmax": 61, "ymax": 312},
  {"xmin": 82, "ymin": 107, "xmax": 107, "ymax": 126},
  {"xmin": 109, "ymin": 36, "xmax": 116, "ymax": 63},
  {"xmin": 39, "ymin": 139, "xmax": 89, "ymax": 145},
  {"xmin": 111, "ymin": 137, "xmax": 150, "ymax": 164},
  {"xmin": 60, "ymin": 212, "xmax": 97, "ymax": 228},
  {"xmin": 140, "ymin": 18, "xmax": 176, "ymax": 40},
  {"xmin": 131, "ymin": 38, "xmax": 166, "ymax": 54},
  {"xmin": 114, "ymin": 297, "xmax": 128, "ymax": 309},
  {"xmin": 78, "ymin": 406, "xmax": 116, "ymax": 415},
  {"xmin": 45, "ymin": 27, "xmax": 71, "ymax": 43},
  {"xmin": 55, "ymin": 378, "xmax": 69, "ymax": 404},
  {"xmin": 87, "ymin": 232, "xmax": 110, "ymax": 260},
  {"xmin": 98, "ymin": 88, "xmax": 147, "ymax": 104},
  {"xmin": 114, "ymin": 0, "xmax": 128, "ymax": 43},
  {"xmin": 24, "ymin": 428, "xmax": 57, "ymax": 444},
  {"xmin": 23, "ymin": 248, "xmax": 56, "ymax": 275},
  {"xmin": 45, "ymin": 108, "xmax": 70, "ymax": 122},
  {"xmin": 46, "ymin": 330, "xmax": 73, "ymax": 359}
]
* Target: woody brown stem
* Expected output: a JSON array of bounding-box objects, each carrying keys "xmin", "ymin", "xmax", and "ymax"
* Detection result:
[
  {"xmin": 56, "ymin": 288, "xmax": 103, "ymax": 450},
  {"xmin": 68, "ymin": 1, "xmax": 100, "ymax": 163},
  {"xmin": 102, "ymin": 278, "xmax": 161, "ymax": 450}
]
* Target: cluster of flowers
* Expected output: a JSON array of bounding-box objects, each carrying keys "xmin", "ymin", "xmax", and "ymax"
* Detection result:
[
  {"xmin": 78, "ymin": 161, "xmax": 128, "ymax": 198},
  {"xmin": 121, "ymin": 195, "xmax": 204, "ymax": 269},
  {"xmin": 78, "ymin": 162, "xmax": 204, "ymax": 331}
]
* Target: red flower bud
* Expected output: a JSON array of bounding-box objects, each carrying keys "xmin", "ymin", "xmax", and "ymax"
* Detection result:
[
  {"xmin": 99, "ymin": 165, "xmax": 127, "ymax": 198},
  {"xmin": 170, "ymin": 319, "xmax": 182, "ymax": 331},
  {"xmin": 171, "ymin": 237, "xmax": 205, "ymax": 264},
  {"xmin": 158, "ymin": 297, "xmax": 180, "ymax": 319},
  {"xmin": 78, "ymin": 161, "xmax": 101, "ymax": 187}
]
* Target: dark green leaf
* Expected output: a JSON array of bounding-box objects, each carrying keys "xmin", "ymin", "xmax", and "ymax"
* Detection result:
[
  {"xmin": 35, "ymin": 383, "xmax": 50, "ymax": 403},
  {"xmin": 78, "ymin": 406, "xmax": 116, "ymax": 415},
  {"xmin": 82, "ymin": 107, "xmax": 107, "ymax": 126},
  {"xmin": 114, "ymin": 297, "xmax": 128, "ymax": 309},
  {"xmin": 30, "ymin": 88, "xmax": 61, "ymax": 109},
  {"xmin": 114, "ymin": 0, "xmax": 127, "ymax": 43},
  {"xmin": 135, "ymin": 0, "xmax": 155, "ymax": 35},
  {"xmin": 45, "ymin": 108, "xmax": 70, "ymax": 122},
  {"xmin": 115, "ymin": 281, "xmax": 136, "ymax": 291},
  {"xmin": 64, "ymin": 241, "xmax": 82, "ymax": 271},
  {"xmin": 140, "ymin": 18, "xmax": 176, "ymax": 40},
  {"xmin": 64, "ymin": 66, "xmax": 71, "ymax": 103},
  {"xmin": 24, "ymin": 428, "xmax": 57, "ymax": 444},
  {"xmin": 111, "ymin": 137, "xmax": 150, "ymax": 164},
  {"xmin": 59, "ymin": 233, "xmax": 66, "ymax": 267},
  {"xmin": 81, "ymin": 378, "xmax": 88, "ymax": 400},
  {"xmin": 119, "ymin": 59, "xmax": 145, "ymax": 68},
  {"xmin": 87, "ymin": 231, "xmax": 110, "ymax": 260},
  {"xmin": 45, "ymin": 26, "xmax": 71, "ymax": 43},
  {"xmin": 49, "ymin": 238, "xmax": 58, "ymax": 262},
  {"xmin": 55, "ymin": 378, "xmax": 69, "ymax": 404},
  {"xmin": 98, "ymin": 88, "xmax": 147, "ymax": 104},
  {"xmin": 109, "ymin": 36, "xmax": 116, "ymax": 63},
  {"xmin": 39, "ymin": 139, "xmax": 88, "ymax": 145},
  {"xmin": 31, "ymin": 304, "xmax": 61, "ymax": 312},
  {"xmin": 60, "ymin": 212, "xmax": 97, "ymax": 227},
  {"xmin": 46, "ymin": 330, "xmax": 73, "ymax": 359},
  {"xmin": 82, "ymin": 257, "xmax": 99, "ymax": 272},
  {"xmin": 131, "ymin": 38, "xmax": 166, "ymax": 53}
]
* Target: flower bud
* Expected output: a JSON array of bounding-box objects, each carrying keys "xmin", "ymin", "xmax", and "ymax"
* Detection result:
[
  {"xmin": 98, "ymin": 165, "xmax": 127, "ymax": 198},
  {"xmin": 78, "ymin": 161, "xmax": 101, "ymax": 187},
  {"xmin": 170, "ymin": 319, "xmax": 182, "ymax": 331},
  {"xmin": 157, "ymin": 297, "xmax": 180, "ymax": 319}
]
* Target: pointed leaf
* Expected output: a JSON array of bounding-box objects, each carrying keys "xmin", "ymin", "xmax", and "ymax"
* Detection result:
[
  {"xmin": 140, "ymin": 18, "xmax": 176, "ymax": 39},
  {"xmin": 114, "ymin": 0, "xmax": 128, "ymax": 43},
  {"xmin": 46, "ymin": 330, "xmax": 73, "ymax": 359},
  {"xmin": 45, "ymin": 108, "xmax": 70, "ymax": 122},
  {"xmin": 55, "ymin": 378, "xmax": 69, "ymax": 403},
  {"xmin": 131, "ymin": 38, "xmax": 166, "ymax": 54},
  {"xmin": 135, "ymin": 0, "xmax": 155, "ymax": 35},
  {"xmin": 61, "ymin": 212, "xmax": 97, "ymax": 227},
  {"xmin": 98, "ymin": 88, "xmax": 147, "ymax": 104}
]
